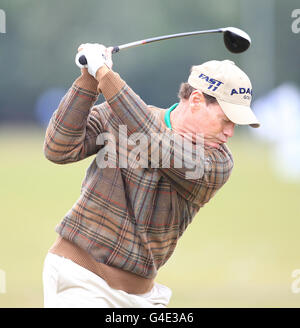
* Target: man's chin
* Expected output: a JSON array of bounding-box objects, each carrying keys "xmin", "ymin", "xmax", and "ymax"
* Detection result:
[{"xmin": 204, "ymin": 142, "xmax": 221, "ymax": 149}]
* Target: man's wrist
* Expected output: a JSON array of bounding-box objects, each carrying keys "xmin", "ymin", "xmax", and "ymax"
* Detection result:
[
  {"xmin": 73, "ymin": 68, "xmax": 99, "ymax": 94},
  {"xmin": 95, "ymin": 65, "xmax": 126, "ymax": 99},
  {"xmin": 95, "ymin": 64, "xmax": 111, "ymax": 82}
]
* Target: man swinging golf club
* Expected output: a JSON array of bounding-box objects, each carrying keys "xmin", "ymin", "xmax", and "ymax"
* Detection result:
[{"xmin": 42, "ymin": 42, "xmax": 260, "ymax": 308}]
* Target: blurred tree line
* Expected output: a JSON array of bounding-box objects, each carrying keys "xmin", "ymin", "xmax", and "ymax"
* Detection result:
[{"xmin": 0, "ymin": 0, "xmax": 299, "ymax": 124}]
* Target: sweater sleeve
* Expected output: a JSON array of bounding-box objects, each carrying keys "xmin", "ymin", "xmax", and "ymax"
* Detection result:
[
  {"xmin": 43, "ymin": 70, "xmax": 107, "ymax": 164},
  {"xmin": 95, "ymin": 66, "xmax": 234, "ymax": 205}
]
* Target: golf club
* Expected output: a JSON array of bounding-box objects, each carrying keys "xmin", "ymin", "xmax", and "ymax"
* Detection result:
[{"xmin": 78, "ymin": 27, "xmax": 251, "ymax": 66}]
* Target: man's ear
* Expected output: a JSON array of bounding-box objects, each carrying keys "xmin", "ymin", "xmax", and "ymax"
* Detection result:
[{"xmin": 189, "ymin": 90, "xmax": 205, "ymax": 111}]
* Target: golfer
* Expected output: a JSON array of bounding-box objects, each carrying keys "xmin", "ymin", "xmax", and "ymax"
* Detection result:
[{"xmin": 42, "ymin": 44, "xmax": 260, "ymax": 308}]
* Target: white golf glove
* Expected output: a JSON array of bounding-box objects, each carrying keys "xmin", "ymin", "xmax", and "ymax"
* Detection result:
[{"xmin": 75, "ymin": 43, "xmax": 108, "ymax": 77}]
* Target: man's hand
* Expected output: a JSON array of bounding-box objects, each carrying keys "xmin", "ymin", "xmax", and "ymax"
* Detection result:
[{"xmin": 75, "ymin": 43, "xmax": 113, "ymax": 77}]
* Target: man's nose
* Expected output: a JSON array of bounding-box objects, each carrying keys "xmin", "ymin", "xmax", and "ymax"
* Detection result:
[{"xmin": 224, "ymin": 123, "xmax": 235, "ymax": 138}]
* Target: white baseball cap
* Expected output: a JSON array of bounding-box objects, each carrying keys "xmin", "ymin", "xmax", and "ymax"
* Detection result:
[{"xmin": 188, "ymin": 60, "xmax": 260, "ymax": 128}]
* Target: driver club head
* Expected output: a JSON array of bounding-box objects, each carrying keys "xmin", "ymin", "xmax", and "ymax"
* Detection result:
[{"xmin": 221, "ymin": 27, "xmax": 251, "ymax": 53}]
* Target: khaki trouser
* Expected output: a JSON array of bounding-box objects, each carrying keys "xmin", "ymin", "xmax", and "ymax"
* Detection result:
[{"xmin": 42, "ymin": 253, "xmax": 172, "ymax": 308}]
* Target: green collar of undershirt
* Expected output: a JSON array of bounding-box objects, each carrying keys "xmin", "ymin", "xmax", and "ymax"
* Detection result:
[{"xmin": 164, "ymin": 103, "xmax": 178, "ymax": 130}]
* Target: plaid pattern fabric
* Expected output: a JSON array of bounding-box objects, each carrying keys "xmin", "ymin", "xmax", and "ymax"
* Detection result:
[{"xmin": 44, "ymin": 69, "xmax": 234, "ymax": 279}]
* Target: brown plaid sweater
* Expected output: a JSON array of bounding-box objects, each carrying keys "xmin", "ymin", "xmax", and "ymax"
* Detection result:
[{"xmin": 44, "ymin": 65, "xmax": 233, "ymax": 293}]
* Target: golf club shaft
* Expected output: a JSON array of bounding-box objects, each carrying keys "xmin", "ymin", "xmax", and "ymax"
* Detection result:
[
  {"xmin": 79, "ymin": 28, "xmax": 223, "ymax": 65},
  {"xmin": 112, "ymin": 28, "xmax": 223, "ymax": 53}
]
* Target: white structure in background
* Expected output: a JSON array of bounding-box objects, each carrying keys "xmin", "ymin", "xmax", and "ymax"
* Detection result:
[
  {"xmin": 251, "ymin": 82, "xmax": 300, "ymax": 182},
  {"xmin": 0, "ymin": 9, "xmax": 5, "ymax": 34},
  {"xmin": 0, "ymin": 269, "xmax": 6, "ymax": 294}
]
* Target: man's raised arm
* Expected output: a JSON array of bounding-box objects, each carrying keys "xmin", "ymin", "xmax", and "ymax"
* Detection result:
[{"xmin": 43, "ymin": 44, "xmax": 112, "ymax": 164}]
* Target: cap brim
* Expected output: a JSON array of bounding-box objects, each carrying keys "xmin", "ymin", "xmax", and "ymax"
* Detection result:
[{"xmin": 217, "ymin": 99, "xmax": 260, "ymax": 128}]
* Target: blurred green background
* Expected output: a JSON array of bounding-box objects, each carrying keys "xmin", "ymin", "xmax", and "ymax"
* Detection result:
[{"xmin": 1, "ymin": 0, "xmax": 300, "ymax": 307}]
